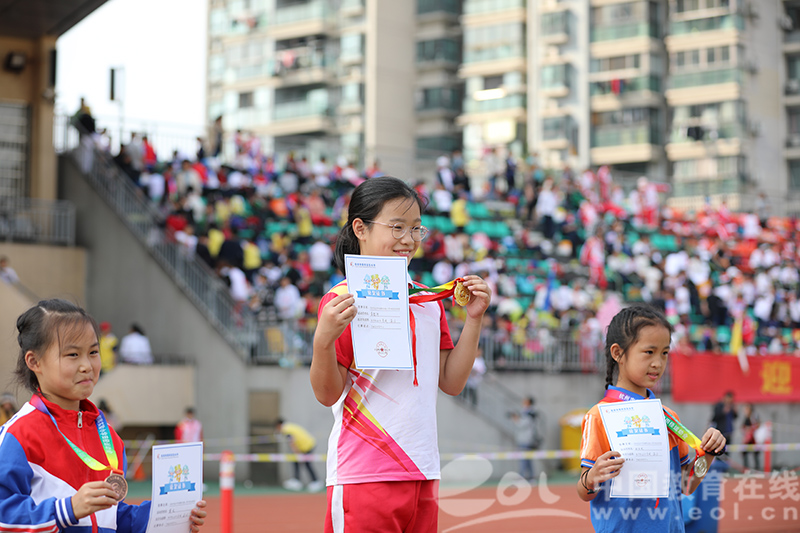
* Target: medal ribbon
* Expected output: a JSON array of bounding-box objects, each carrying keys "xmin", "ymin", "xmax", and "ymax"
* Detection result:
[
  {"xmin": 31, "ymin": 395, "xmax": 121, "ymax": 473},
  {"xmin": 404, "ymin": 278, "xmax": 464, "ymax": 387},
  {"xmin": 408, "ymin": 278, "xmax": 463, "ymax": 303}
]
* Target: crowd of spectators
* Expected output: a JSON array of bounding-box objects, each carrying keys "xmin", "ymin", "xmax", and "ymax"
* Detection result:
[{"xmin": 99, "ymin": 127, "xmax": 800, "ymax": 366}]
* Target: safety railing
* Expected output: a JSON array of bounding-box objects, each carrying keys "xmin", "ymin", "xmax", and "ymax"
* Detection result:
[
  {"xmin": 0, "ymin": 197, "xmax": 76, "ymax": 246},
  {"xmin": 456, "ymin": 373, "xmax": 521, "ymax": 439},
  {"xmin": 66, "ymin": 133, "xmax": 258, "ymax": 360}
]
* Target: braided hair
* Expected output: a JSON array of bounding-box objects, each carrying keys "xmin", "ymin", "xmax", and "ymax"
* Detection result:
[{"xmin": 603, "ymin": 304, "xmax": 673, "ymax": 389}]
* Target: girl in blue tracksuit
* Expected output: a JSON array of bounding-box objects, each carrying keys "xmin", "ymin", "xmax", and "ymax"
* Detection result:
[{"xmin": 0, "ymin": 299, "xmax": 207, "ymax": 533}]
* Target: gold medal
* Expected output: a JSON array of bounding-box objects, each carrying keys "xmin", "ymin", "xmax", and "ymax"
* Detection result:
[
  {"xmin": 454, "ymin": 281, "xmax": 471, "ymax": 306},
  {"xmin": 693, "ymin": 455, "xmax": 708, "ymax": 479},
  {"xmin": 106, "ymin": 472, "xmax": 128, "ymax": 501}
]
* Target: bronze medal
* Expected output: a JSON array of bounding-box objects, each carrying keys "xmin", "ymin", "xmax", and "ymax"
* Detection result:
[
  {"xmin": 693, "ymin": 455, "xmax": 708, "ymax": 479},
  {"xmin": 454, "ymin": 281, "xmax": 471, "ymax": 306},
  {"xmin": 106, "ymin": 472, "xmax": 128, "ymax": 501}
]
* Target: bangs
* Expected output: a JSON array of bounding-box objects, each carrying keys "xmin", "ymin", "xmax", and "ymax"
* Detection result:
[{"xmin": 51, "ymin": 313, "xmax": 100, "ymax": 351}]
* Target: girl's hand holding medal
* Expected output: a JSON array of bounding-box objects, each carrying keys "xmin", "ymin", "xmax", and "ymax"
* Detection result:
[{"xmin": 457, "ymin": 275, "xmax": 491, "ymax": 320}]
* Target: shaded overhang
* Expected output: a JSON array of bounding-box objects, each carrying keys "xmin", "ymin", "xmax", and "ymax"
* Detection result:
[{"xmin": 0, "ymin": 0, "xmax": 109, "ymax": 39}]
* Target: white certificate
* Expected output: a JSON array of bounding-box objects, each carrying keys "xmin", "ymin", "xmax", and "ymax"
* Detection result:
[
  {"xmin": 344, "ymin": 254, "xmax": 413, "ymax": 369},
  {"xmin": 598, "ymin": 399, "xmax": 670, "ymax": 499},
  {"xmin": 145, "ymin": 442, "xmax": 204, "ymax": 533}
]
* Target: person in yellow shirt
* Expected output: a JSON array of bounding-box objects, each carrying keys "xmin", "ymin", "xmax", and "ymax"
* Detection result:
[
  {"xmin": 98, "ymin": 322, "xmax": 118, "ymax": 374},
  {"xmin": 277, "ymin": 418, "xmax": 322, "ymax": 492},
  {"xmin": 242, "ymin": 239, "xmax": 263, "ymax": 281},
  {"xmin": 450, "ymin": 192, "xmax": 470, "ymax": 232},
  {"xmin": 0, "ymin": 393, "xmax": 18, "ymax": 425},
  {"xmin": 207, "ymin": 224, "xmax": 225, "ymax": 258}
]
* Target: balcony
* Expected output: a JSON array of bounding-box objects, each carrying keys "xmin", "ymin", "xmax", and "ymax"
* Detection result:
[
  {"xmin": 669, "ymin": 122, "xmax": 746, "ymax": 144},
  {"xmin": 417, "ymin": 88, "xmax": 461, "ymax": 116},
  {"xmin": 590, "ymin": 75, "xmax": 661, "ymax": 97},
  {"xmin": 418, "ymin": 0, "xmax": 461, "ymax": 16},
  {"xmin": 668, "ymin": 68, "xmax": 742, "ymax": 89},
  {"xmin": 591, "ymin": 123, "xmax": 658, "ymax": 148},
  {"xmin": 275, "ymin": 1, "xmax": 327, "ymax": 24},
  {"xmin": 541, "ymin": 11, "xmax": 569, "ymax": 43},
  {"xmin": 267, "ymin": 99, "xmax": 333, "ymax": 136},
  {"xmin": 464, "ymin": 0, "xmax": 526, "ymax": 16},
  {"xmin": 270, "ymin": 1, "xmax": 330, "ymax": 39},
  {"xmin": 591, "ymin": 22, "xmax": 657, "ymax": 42},
  {"xmin": 669, "ymin": 14, "xmax": 744, "ymax": 36},
  {"xmin": 274, "ymin": 99, "xmax": 330, "ymax": 121},
  {"xmin": 671, "ymin": 177, "xmax": 742, "ymax": 197},
  {"xmin": 463, "ymin": 44, "xmax": 524, "ymax": 65},
  {"xmin": 417, "ymin": 39, "xmax": 461, "ymax": 68},
  {"xmin": 541, "ymin": 116, "xmax": 573, "ymax": 150},
  {"xmin": 270, "ymin": 48, "xmax": 335, "ymax": 87},
  {"xmin": 464, "ymin": 93, "xmax": 526, "ymax": 114}
]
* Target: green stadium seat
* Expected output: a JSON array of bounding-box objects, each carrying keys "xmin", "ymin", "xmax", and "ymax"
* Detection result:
[
  {"xmin": 467, "ymin": 203, "xmax": 490, "ymax": 219},
  {"xmin": 716, "ymin": 326, "xmax": 731, "ymax": 344}
]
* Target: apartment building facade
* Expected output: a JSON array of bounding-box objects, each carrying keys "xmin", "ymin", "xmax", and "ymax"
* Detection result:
[{"xmin": 207, "ymin": 0, "xmax": 800, "ymax": 214}]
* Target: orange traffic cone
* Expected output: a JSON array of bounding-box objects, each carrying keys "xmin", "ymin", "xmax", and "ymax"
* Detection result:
[{"xmin": 133, "ymin": 463, "xmax": 146, "ymax": 481}]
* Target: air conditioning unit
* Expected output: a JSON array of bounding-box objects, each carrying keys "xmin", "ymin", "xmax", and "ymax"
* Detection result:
[
  {"xmin": 745, "ymin": 60, "xmax": 759, "ymax": 74},
  {"xmin": 748, "ymin": 120, "xmax": 761, "ymax": 137},
  {"xmin": 787, "ymin": 79, "xmax": 800, "ymax": 94},
  {"xmin": 789, "ymin": 134, "xmax": 800, "ymax": 147},
  {"xmin": 780, "ymin": 14, "xmax": 794, "ymax": 31},
  {"xmin": 744, "ymin": 2, "xmax": 759, "ymax": 19}
]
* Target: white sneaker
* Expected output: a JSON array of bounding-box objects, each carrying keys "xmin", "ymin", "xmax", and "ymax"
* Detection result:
[
  {"xmin": 307, "ymin": 480, "xmax": 325, "ymax": 493},
  {"xmin": 282, "ymin": 478, "xmax": 303, "ymax": 491}
]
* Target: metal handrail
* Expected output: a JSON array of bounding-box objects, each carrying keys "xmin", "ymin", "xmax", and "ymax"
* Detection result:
[
  {"xmin": 66, "ymin": 133, "xmax": 257, "ymax": 360},
  {"xmin": 0, "ymin": 197, "xmax": 76, "ymax": 246}
]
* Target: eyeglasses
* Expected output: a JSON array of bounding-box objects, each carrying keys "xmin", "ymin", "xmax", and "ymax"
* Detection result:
[{"xmin": 366, "ymin": 221, "xmax": 429, "ymax": 241}]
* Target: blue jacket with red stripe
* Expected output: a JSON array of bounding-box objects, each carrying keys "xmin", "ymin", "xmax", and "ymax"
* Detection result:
[{"xmin": 0, "ymin": 395, "xmax": 150, "ymax": 533}]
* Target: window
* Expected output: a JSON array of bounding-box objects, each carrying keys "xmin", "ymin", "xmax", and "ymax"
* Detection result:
[
  {"xmin": 541, "ymin": 64, "xmax": 569, "ymax": 89},
  {"xmin": 484, "ymin": 75, "xmax": 503, "ymax": 90},
  {"xmin": 791, "ymin": 161, "xmax": 800, "ymax": 191},
  {"xmin": 341, "ymin": 33, "xmax": 364, "ymax": 61},
  {"xmin": 541, "ymin": 11, "xmax": 568, "ymax": 36},
  {"xmin": 674, "ymin": 157, "xmax": 739, "ymax": 180},
  {"xmin": 543, "ymin": 116, "xmax": 571, "ymax": 140},
  {"xmin": 341, "ymin": 83, "xmax": 362, "ymax": 105},
  {"xmin": 591, "ymin": 54, "xmax": 641, "ymax": 72},
  {"xmin": 238, "ymin": 91, "xmax": 254, "ymax": 108},
  {"xmin": 672, "ymin": 45, "xmax": 732, "ymax": 72},
  {"xmin": 416, "ymin": 39, "xmax": 460, "ymax": 63}
]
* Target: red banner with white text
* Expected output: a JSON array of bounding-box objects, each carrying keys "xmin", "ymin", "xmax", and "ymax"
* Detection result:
[{"xmin": 671, "ymin": 352, "xmax": 800, "ymax": 403}]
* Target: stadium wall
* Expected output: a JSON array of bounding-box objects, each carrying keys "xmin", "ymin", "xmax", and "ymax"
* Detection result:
[
  {"xmin": 59, "ymin": 155, "xmax": 249, "ymax": 478},
  {"xmin": 0, "ymin": 283, "xmax": 36, "ymax": 403},
  {"xmin": 0, "ymin": 243, "xmax": 86, "ymax": 303}
]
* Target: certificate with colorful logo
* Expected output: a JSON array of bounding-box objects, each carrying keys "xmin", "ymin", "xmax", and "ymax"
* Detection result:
[
  {"xmin": 345, "ymin": 254, "xmax": 413, "ymax": 369},
  {"xmin": 598, "ymin": 399, "xmax": 670, "ymax": 498},
  {"xmin": 145, "ymin": 442, "xmax": 204, "ymax": 533}
]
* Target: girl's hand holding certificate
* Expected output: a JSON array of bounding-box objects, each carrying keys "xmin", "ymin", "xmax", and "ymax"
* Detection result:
[{"xmin": 316, "ymin": 293, "xmax": 357, "ymax": 346}]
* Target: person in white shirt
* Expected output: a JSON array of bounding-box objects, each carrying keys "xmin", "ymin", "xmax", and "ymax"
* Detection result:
[
  {"xmin": 221, "ymin": 264, "xmax": 251, "ymax": 303},
  {"xmin": 309, "ymin": 239, "xmax": 333, "ymax": 274},
  {"xmin": 0, "ymin": 257, "xmax": 19, "ymax": 284},
  {"xmin": 312, "ymin": 157, "xmax": 330, "ymax": 187},
  {"xmin": 119, "ymin": 324, "xmax": 154, "ymax": 364},
  {"xmin": 432, "ymin": 259, "xmax": 454, "ymax": 287},
  {"xmin": 274, "ymin": 276, "xmax": 303, "ymax": 321},
  {"xmin": 309, "ymin": 239, "xmax": 334, "ymax": 290}
]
